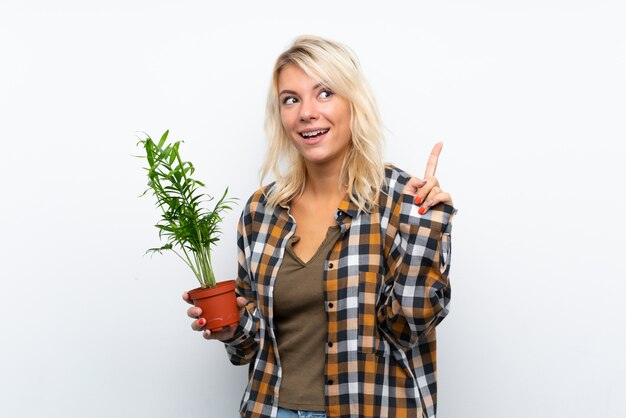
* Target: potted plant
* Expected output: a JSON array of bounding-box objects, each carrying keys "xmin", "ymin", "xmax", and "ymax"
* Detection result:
[{"xmin": 138, "ymin": 130, "xmax": 239, "ymax": 332}]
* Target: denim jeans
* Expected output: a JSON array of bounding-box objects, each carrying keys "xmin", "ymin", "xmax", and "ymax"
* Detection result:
[
  {"xmin": 239, "ymin": 406, "xmax": 326, "ymax": 418},
  {"xmin": 277, "ymin": 407, "xmax": 326, "ymax": 418}
]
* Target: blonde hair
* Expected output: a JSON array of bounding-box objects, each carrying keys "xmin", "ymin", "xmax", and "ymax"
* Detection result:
[{"xmin": 260, "ymin": 35, "xmax": 385, "ymax": 214}]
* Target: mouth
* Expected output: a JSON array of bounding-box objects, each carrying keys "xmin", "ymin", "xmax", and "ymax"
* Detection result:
[{"xmin": 298, "ymin": 128, "xmax": 329, "ymax": 144}]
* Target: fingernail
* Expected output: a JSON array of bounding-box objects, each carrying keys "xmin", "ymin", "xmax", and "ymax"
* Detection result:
[
  {"xmin": 418, "ymin": 206, "xmax": 427, "ymax": 215},
  {"xmin": 414, "ymin": 196, "xmax": 422, "ymax": 205},
  {"xmin": 198, "ymin": 318, "xmax": 205, "ymax": 326}
]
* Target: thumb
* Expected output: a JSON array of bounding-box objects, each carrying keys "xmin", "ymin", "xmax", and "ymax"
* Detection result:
[
  {"xmin": 403, "ymin": 177, "xmax": 427, "ymax": 195},
  {"xmin": 236, "ymin": 296, "xmax": 248, "ymax": 309}
]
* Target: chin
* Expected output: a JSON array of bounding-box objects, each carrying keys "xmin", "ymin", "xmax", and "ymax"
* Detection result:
[{"xmin": 303, "ymin": 154, "xmax": 336, "ymax": 165}]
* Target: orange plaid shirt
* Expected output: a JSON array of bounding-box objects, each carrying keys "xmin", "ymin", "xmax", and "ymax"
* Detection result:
[{"xmin": 224, "ymin": 165, "xmax": 457, "ymax": 418}]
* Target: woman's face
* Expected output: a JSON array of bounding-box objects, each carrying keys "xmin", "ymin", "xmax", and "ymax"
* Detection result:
[{"xmin": 277, "ymin": 65, "xmax": 352, "ymax": 169}]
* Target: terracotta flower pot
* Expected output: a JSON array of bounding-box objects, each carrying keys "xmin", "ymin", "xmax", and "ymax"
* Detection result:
[{"xmin": 188, "ymin": 280, "xmax": 239, "ymax": 332}]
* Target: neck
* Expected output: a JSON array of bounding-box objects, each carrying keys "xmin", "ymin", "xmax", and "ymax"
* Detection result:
[{"xmin": 303, "ymin": 157, "xmax": 347, "ymax": 201}]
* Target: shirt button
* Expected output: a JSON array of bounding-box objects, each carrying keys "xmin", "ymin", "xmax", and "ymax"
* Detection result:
[
  {"xmin": 327, "ymin": 379, "xmax": 334, "ymax": 385},
  {"xmin": 328, "ymin": 302, "xmax": 334, "ymax": 309},
  {"xmin": 328, "ymin": 263, "xmax": 334, "ymax": 269},
  {"xmin": 328, "ymin": 341, "xmax": 333, "ymax": 347}
]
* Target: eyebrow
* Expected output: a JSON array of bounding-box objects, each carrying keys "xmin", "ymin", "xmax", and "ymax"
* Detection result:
[{"xmin": 279, "ymin": 82, "xmax": 325, "ymax": 96}]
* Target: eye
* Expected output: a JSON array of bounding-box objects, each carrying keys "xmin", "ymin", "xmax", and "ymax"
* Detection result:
[
  {"xmin": 319, "ymin": 89, "xmax": 334, "ymax": 99},
  {"xmin": 282, "ymin": 96, "xmax": 298, "ymax": 105}
]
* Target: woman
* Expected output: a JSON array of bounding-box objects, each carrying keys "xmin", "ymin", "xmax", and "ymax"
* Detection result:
[{"xmin": 184, "ymin": 35, "xmax": 457, "ymax": 418}]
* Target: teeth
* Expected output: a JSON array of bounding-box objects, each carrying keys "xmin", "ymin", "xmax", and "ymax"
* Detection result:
[{"xmin": 301, "ymin": 129, "xmax": 328, "ymax": 138}]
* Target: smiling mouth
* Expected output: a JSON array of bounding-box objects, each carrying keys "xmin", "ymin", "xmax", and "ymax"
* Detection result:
[{"xmin": 299, "ymin": 129, "xmax": 329, "ymax": 139}]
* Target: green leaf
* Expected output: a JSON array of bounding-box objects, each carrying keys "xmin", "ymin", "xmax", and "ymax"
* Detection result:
[
  {"xmin": 170, "ymin": 141, "xmax": 180, "ymax": 165},
  {"xmin": 158, "ymin": 130, "xmax": 169, "ymax": 148}
]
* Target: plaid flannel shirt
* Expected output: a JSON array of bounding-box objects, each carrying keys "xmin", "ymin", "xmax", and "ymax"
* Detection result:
[{"xmin": 224, "ymin": 165, "xmax": 457, "ymax": 418}]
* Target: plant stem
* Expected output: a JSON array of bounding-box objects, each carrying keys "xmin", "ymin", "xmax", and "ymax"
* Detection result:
[
  {"xmin": 175, "ymin": 152, "xmax": 214, "ymax": 287},
  {"xmin": 180, "ymin": 245, "xmax": 202, "ymax": 284},
  {"xmin": 206, "ymin": 246, "xmax": 216, "ymax": 285}
]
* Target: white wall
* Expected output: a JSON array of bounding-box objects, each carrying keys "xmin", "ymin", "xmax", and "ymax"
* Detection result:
[{"xmin": 1, "ymin": 1, "xmax": 624, "ymax": 417}]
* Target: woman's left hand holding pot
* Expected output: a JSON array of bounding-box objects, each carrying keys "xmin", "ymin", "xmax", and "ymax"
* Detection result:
[{"xmin": 182, "ymin": 292, "xmax": 247, "ymax": 342}]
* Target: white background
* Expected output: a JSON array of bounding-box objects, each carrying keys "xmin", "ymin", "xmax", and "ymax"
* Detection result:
[{"xmin": 1, "ymin": 1, "xmax": 625, "ymax": 417}]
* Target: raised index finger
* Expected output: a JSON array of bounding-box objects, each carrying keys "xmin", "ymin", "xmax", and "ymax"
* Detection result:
[{"xmin": 424, "ymin": 142, "xmax": 443, "ymax": 178}]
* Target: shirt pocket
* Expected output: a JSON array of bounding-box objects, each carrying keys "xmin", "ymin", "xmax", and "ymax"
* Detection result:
[{"xmin": 358, "ymin": 271, "xmax": 386, "ymax": 355}]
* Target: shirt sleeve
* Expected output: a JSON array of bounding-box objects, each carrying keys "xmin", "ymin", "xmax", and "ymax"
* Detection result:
[
  {"xmin": 222, "ymin": 207, "xmax": 261, "ymax": 365},
  {"xmin": 378, "ymin": 193, "xmax": 457, "ymax": 351}
]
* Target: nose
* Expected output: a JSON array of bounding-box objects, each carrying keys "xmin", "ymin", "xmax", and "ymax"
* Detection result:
[{"xmin": 299, "ymin": 97, "xmax": 319, "ymax": 121}]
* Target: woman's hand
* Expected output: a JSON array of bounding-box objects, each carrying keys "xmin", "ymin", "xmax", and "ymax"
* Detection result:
[
  {"xmin": 402, "ymin": 142, "xmax": 453, "ymax": 214},
  {"xmin": 183, "ymin": 291, "xmax": 248, "ymax": 342}
]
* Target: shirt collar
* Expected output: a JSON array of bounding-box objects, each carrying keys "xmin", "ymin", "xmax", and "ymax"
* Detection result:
[
  {"xmin": 336, "ymin": 190, "xmax": 360, "ymax": 219},
  {"xmin": 273, "ymin": 189, "xmax": 360, "ymax": 224}
]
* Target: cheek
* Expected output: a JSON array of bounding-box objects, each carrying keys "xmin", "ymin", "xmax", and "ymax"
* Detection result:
[
  {"xmin": 280, "ymin": 109, "xmax": 296, "ymax": 131},
  {"xmin": 280, "ymin": 119, "xmax": 298, "ymax": 145},
  {"xmin": 279, "ymin": 118, "xmax": 291, "ymax": 138},
  {"xmin": 336, "ymin": 108, "xmax": 351, "ymax": 136},
  {"xmin": 329, "ymin": 103, "xmax": 351, "ymax": 129}
]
